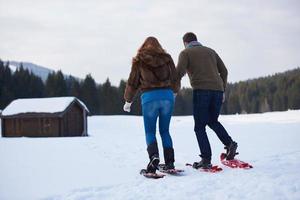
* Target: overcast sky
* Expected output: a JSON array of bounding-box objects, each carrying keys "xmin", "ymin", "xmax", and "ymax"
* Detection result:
[{"xmin": 0, "ymin": 0, "xmax": 299, "ymax": 86}]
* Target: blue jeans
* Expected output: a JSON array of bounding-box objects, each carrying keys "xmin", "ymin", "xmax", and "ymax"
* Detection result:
[
  {"xmin": 142, "ymin": 100, "xmax": 174, "ymax": 148},
  {"xmin": 193, "ymin": 90, "xmax": 233, "ymax": 160}
]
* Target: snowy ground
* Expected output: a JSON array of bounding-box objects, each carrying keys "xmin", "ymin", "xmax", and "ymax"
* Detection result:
[{"xmin": 1, "ymin": 110, "xmax": 300, "ymax": 200}]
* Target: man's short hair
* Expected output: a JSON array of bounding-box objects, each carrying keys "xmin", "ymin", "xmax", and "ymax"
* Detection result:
[{"xmin": 183, "ymin": 32, "xmax": 197, "ymax": 43}]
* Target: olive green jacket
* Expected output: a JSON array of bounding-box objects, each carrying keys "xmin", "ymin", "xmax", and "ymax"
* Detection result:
[{"xmin": 176, "ymin": 44, "xmax": 228, "ymax": 91}]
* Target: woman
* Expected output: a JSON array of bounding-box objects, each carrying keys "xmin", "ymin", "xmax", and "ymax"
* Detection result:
[{"xmin": 123, "ymin": 37, "xmax": 180, "ymax": 174}]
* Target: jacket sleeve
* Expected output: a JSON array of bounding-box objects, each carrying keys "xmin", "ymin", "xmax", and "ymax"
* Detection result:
[
  {"xmin": 169, "ymin": 56, "xmax": 181, "ymax": 93},
  {"xmin": 176, "ymin": 51, "xmax": 189, "ymax": 80},
  {"xmin": 216, "ymin": 53, "xmax": 228, "ymax": 91},
  {"xmin": 124, "ymin": 63, "xmax": 140, "ymax": 102}
]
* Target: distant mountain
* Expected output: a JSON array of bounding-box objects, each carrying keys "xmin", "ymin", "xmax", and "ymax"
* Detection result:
[
  {"xmin": 5, "ymin": 61, "xmax": 80, "ymax": 82},
  {"xmin": 7, "ymin": 61, "xmax": 54, "ymax": 82}
]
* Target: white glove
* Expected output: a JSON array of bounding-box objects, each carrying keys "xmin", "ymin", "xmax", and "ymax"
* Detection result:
[
  {"xmin": 123, "ymin": 102, "xmax": 132, "ymax": 112},
  {"xmin": 222, "ymin": 93, "xmax": 226, "ymax": 103}
]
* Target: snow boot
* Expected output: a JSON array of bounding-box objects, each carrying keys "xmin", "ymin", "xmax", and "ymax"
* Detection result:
[
  {"xmin": 163, "ymin": 147, "xmax": 175, "ymax": 170},
  {"xmin": 193, "ymin": 157, "xmax": 212, "ymax": 169},
  {"xmin": 146, "ymin": 142, "xmax": 160, "ymax": 173},
  {"xmin": 146, "ymin": 155, "xmax": 160, "ymax": 173},
  {"xmin": 225, "ymin": 141, "xmax": 238, "ymax": 160}
]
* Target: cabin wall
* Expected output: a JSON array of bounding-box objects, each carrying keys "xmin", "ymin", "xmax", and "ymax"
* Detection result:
[
  {"xmin": 2, "ymin": 117, "xmax": 60, "ymax": 137},
  {"xmin": 62, "ymin": 103, "xmax": 84, "ymax": 136},
  {"xmin": 38, "ymin": 118, "xmax": 60, "ymax": 137},
  {"xmin": 2, "ymin": 118, "xmax": 22, "ymax": 137},
  {"xmin": 82, "ymin": 109, "xmax": 88, "ymax": 136},
  {"xmin": 1, "ymin": 118, "xmax": 3, "ymax": 137}
]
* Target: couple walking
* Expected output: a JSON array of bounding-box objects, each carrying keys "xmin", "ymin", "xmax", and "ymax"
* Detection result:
[{"xmin": 123, "ymin": 32, "xmax": 238, "ymax": 173}]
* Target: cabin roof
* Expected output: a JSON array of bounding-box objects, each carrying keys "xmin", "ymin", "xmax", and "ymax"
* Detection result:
[{"xmin": 1, "ymin": 97, "xmax": 89, "ymax": 117}]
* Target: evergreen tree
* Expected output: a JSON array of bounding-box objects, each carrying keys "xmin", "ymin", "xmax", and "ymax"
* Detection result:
[
  {"xmin": 45, "ymin": 70, "xmax": 67, "ymax": 97},
  {"xmin": 101, "ymin": 78, "xmax": 114, "ymax": 114},
  {"xmin": 28, "ymin": 72, "xmax": 45, "ymax": 98},
  {"xmin": 67, "ymin": 76, "xmax": 81, "ymax": 98},
  {"xmin": 117, "ymin": 80, "xmax": 127, "ymax": 114},
  {"xmin": 81, "ymin": 74, "xmax": 99, "ymax": 115},
  {"xmin": 0, "ymin": 60, "xmax": 14, "ymax": 108},
  {"xmin": 12, "ymin": 63, "xmax": 30, "ymax": 98}
]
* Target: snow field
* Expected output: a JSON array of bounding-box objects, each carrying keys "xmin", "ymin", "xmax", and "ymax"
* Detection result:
[{"xmin": 0, "ymin": 110, "xmax": 300, "ymax": 200}]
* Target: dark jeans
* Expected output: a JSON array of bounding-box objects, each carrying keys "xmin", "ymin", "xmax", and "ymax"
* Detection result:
[{"xmin": 193, "ymin": 89, "xmax": 233, "ymax": 160}]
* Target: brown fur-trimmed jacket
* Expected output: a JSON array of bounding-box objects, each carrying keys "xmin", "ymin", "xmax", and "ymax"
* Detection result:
[{"xmin": 124, "ymin": 50, "xmax": 180, "ymax": 102}]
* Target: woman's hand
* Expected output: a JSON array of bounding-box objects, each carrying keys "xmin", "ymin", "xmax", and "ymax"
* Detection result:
[{"xmin": 123, "ymin": 102, "xmax": 132, "ymax": 112}]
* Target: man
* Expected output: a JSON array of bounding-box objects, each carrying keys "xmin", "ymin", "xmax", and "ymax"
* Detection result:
[{"xmin": 176, "ymin": 32, "xmax": 238, "ymax": 169}]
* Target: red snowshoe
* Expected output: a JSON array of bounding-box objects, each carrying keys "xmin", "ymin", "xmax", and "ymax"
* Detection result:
[{"xmin": 220, "ymin": 153, "xmax": 253, "ymax": 169}]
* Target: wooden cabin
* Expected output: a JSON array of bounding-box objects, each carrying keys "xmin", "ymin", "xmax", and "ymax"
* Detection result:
[{"xmin": 1, "ymin": 97, "xmax": 89, "ymax": 137}]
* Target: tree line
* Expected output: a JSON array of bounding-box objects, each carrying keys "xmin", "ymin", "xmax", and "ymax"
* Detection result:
[
  {"xmin": 0, "ymin": 59, "xmax": 299, "ymax": 115},
  {"xmin": 222, "ymin": 68, "xmax": 300, "ymax": 114}
]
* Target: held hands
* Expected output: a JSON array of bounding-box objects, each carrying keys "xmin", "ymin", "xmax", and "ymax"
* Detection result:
[{"xmin": 123, "ymin": 102, "xmax": 132, "ymax": 112}]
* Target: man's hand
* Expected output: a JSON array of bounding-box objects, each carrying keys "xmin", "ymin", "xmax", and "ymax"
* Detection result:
[{"xmin": 222, "ymin": 93, "xmax": 226, "ymax": 103}]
